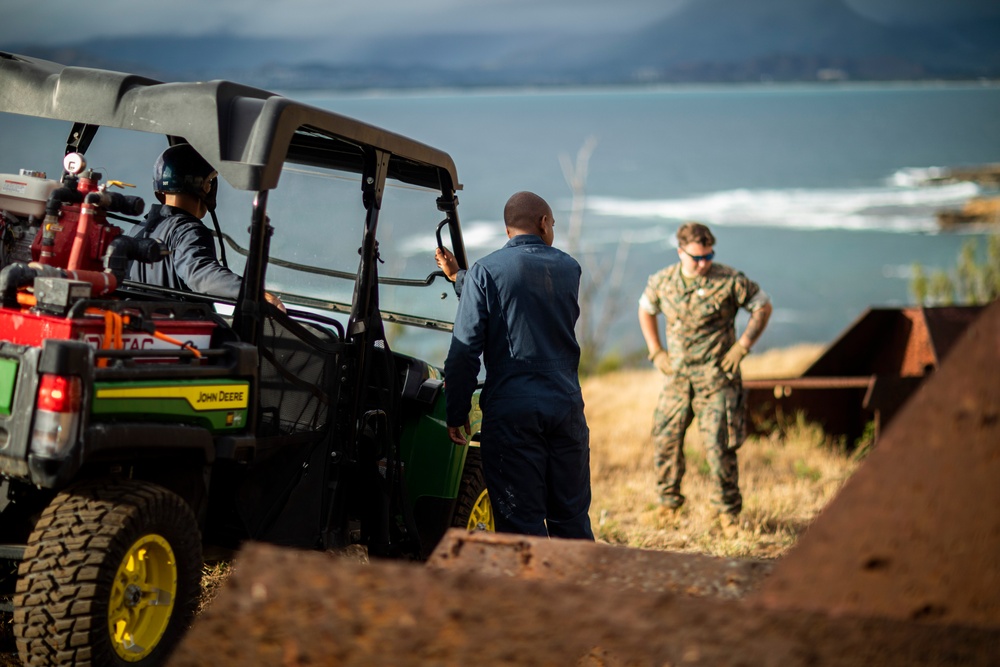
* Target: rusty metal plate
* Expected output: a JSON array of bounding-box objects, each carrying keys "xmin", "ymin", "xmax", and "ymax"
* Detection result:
[
  {"xmin": 427, "ymin": 528, "xmax": 772, "ymax": 599},
  {"xmin": 752, "ymin": 299, "xmax": 1000, "ymax": 628},
  {"xmin": 745, "ymin": 305, "xmax": 984, "ymax": 444}
]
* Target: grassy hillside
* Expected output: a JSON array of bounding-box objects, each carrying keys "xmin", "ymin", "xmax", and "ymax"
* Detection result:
[{"xmin": 585, "ymin": 343, "xmax": 859, "ymax": 559}]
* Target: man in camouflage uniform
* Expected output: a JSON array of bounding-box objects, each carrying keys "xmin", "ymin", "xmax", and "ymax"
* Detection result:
[{"xmin": 637, "ymin": 222, "xmax": 772, "ymax": 529}]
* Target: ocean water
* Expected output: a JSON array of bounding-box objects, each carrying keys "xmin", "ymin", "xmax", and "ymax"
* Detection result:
[
  {"xmin": 298, "ymin": 82, "xmax": 1000, "ymax": 358},
  {"xmin": 2, "ymin": 82, "xmax": 999, "ymax": 362}
]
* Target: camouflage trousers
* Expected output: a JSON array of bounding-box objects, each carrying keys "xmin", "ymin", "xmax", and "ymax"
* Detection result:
[{"xmin": 651, "ymin": 373, "xmax": 745, "ymax": 515}]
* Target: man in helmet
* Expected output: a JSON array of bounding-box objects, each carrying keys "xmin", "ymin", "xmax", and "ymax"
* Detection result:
[{"xmin": 129, "ymin": 143, "xmax": 283, "ymax": 310}]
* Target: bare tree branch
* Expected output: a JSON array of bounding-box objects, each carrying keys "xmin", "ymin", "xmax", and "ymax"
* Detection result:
[
  {"xmin": 560, "ymin": 137, "xmax": 633, "ymax": 375},
  {"xmin": 561, "ymin": 135, "xmax": 598, "ymax": 257}
]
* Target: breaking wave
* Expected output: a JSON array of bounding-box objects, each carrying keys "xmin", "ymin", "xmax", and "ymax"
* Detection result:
[{"xmin": 585, "ymin": 180, "xmax": 980, "ymax": 233}]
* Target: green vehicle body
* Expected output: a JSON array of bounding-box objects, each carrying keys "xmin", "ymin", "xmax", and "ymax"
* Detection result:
[
  {"xmin": 401, "ymin": 378, "xmax": 484, "ymax": 512},
  {"xmin": 90, "ymin": 379, "xmax": 253, "ymax": 431}
]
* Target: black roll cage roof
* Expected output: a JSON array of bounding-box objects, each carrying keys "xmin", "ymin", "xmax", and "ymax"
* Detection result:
[{"xmin": 0, "ymin": 52, "xmax": 461, "ymax": 194}]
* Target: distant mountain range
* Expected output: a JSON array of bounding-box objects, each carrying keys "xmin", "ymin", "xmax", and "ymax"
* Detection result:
[{"xmin": 9, "ymin": 0, "xmax": 1000, "ymax": 89}]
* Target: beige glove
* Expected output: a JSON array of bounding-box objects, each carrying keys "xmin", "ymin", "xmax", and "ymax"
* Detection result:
[
  {"xmin": 720, "ymin": 342, "xmax": 748, "ymax": 373},
  {"xmin": 649, "ymin": 349, "xmax": 672, "ymax": 375}
]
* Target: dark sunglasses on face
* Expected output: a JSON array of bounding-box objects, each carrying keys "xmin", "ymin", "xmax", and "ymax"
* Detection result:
[{"xmin": 681, "ymin": 248, "xmax": 715, "ymax": 262}]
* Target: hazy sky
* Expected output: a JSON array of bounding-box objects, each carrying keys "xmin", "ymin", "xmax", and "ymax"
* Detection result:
[{"xmin": 3, "ymin": 0, "xmax": 999, "ymax": 46}]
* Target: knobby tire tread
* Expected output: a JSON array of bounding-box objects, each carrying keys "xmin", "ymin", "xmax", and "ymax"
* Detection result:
[
  {"xmin": 451, "ymin": 447, "xmax": 488, "ymax": 529},
  {"xmin": 13, "ymin": 479, "xmax": 202, "ymax": 667}
]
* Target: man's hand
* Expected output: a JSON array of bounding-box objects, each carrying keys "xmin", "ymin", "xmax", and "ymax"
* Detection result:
[
  {"xmin": 448, "ymin": 419, "xmax": 472, "ymax": 446},
  {"xmin": 650, "ymin": 349, "xmax": 672, "ymax": 375},
  {"xmin": 720, "ymin": 342, "xmax": 748, "ymax": 373},
  {"xmin": 264, "ymin": 291, "xmax": 286, "ymax": 313},
  {"xmin": 435, "ymin": 247, "xmax": 460, "ymax": 282}
]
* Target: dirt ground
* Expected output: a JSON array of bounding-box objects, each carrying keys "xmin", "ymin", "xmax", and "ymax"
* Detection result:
[
  {"xmin": 6, "ymin": 535, "xmax": 995, "ymax": 667},
  {"xmin": 166, "ymin": 540, "xmax": 998, "ymax": 667},
  {"xmin": 0, "ymin": 620, "xmax": 13, "ymax": 667},
  {"xmin": 0, "ymin": 542, "xmax": 782, "ymax": 667}
]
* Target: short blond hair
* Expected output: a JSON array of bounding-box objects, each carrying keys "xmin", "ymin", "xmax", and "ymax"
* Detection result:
[{"xmin": 677, "ymin": 222, "xmax": 715, "ymax": 247}]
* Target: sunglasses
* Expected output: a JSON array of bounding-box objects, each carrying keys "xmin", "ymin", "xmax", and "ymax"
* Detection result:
[{"xmin": 681, "ymin": 248, "xmax": 715, "ymax": 262}]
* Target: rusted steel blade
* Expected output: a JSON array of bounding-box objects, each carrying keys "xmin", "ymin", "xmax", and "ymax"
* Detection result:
[
  {"xmin": 753, "ymin": 299, "xmax": 1000, "ymax": 628},
  {"xmin": 427, "ymin": 528, "xmax": 771, "ymax": 599}
]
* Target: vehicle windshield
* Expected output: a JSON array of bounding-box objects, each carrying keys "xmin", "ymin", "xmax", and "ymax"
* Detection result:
[{"xmin": 245, "ymin": 162, "xmax": 460, "ymax": 360}]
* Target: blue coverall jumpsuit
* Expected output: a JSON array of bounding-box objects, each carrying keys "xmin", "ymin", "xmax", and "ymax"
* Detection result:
[{"xmin": 445, "ymin": 234, "xmax": 594, "ymax": 539}]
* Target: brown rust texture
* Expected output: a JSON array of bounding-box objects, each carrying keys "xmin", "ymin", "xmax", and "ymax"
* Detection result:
[
  {"xmin": 167, "ymin": 541, "xmax": 999, "ymax": 667},
  {"xmin": 898, "ymin": 307, "xmax": 934, "ymax": 376},
  {"xmin": 427, "ymin": 529, "xmax": 772, "ymax": 599},
  {"xmin": 752, "ymin": 299, "xmax": 1000, "ymax": 627}
]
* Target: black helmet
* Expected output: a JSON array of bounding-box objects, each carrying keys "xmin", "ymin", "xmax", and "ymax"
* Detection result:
[{"xmin": 153, "ymin": 144, "xmax": 218, "ymax": 210}]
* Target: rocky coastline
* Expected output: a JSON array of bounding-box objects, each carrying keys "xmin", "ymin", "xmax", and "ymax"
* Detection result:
[{"xmin": 931, "ymin": 164, "xmax": 1000, "ymax": 228}]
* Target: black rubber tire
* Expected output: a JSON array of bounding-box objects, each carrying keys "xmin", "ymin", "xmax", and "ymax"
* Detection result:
[
  {"xmin": 13, "ymin": 479, "xmax": 202, "ymax": 666},
  {"xmin": 451, "ymin": 447, "xmax": 494, "ymax": 531}
]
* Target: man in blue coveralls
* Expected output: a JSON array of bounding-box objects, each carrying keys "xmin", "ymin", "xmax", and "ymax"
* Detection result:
[{"xmin": 443, "ymin": 191, "xmax": 594, "ymax": 539}]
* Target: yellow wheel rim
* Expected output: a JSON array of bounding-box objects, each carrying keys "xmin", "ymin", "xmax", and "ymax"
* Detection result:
[
  {"xmin": 107, "ymin": 533, "xmax": 178, "ymax": 662},
  {"xmin": 466, "ymin": 489, "xmax": 494, "ymax": 532}
]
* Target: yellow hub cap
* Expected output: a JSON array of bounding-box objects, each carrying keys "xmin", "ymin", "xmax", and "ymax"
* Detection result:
[
  {"xmin": 466, "ymin": 489, "xmax": 495, "ymax": 531},
  {"xmin": 108, "ymin": 533, "xmax": 178, "ymax": 662}
]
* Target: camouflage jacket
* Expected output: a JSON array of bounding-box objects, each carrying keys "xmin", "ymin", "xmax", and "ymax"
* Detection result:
[{"xmin": 640, "ymin": 262, "xmax": 764, "ymax": 376}]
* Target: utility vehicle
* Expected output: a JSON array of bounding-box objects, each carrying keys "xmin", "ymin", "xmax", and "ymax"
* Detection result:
[{"xmin": 0, "ymin": 51, "xmax": 491, "ymax": 666}]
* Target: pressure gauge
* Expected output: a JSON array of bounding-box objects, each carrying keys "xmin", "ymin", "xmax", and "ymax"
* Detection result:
[{"xmin": 63, "ymin": 152, "xmax": 87, "ymax": 176}]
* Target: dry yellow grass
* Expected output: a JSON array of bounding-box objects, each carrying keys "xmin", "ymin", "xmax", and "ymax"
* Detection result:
[{"xmin": 584, "ymin": 343, "xmax": 858, "ymax": 559}]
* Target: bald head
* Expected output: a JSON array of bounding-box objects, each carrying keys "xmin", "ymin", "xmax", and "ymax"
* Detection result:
[{"xmin": 503, "ymin": 191, "xmax": 555, "ymax": 245}]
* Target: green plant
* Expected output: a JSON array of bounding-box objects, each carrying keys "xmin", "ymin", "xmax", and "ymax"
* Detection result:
[
  {"xmin": 593, "ymin": 352, "xmax": 625, "ymax": 375},
  {"xmin": 595, "ymin": 509, "xmax": 629, "ymax": 544},
  {"xmin": 912, "ymin": 234, "xmax": 1000, "ymax": 306},
  {"xmin": 852, "ymin": 420, "xmax": 877, "ymax": 461}
]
